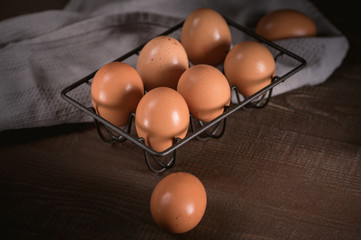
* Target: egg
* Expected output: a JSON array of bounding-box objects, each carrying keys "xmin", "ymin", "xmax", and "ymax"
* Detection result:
[
  {"xmin": 180, "ymin": 8, "xmax": 232, "ymax": 67},
  {"xmin": 135, "ymin": 87, "xmax": 189, "ymax": 152},
  {"xmin": 255, "ymin": 9, "xmax": 317, "ymax": 41},
  {"xmin": 136, "ymin": 36, "xmax": 189, "ymax": 91},
  {"xmin": 177, "ymin": 64, "xmax": 230, "ymax": 122},
  {"xmin": 91, "ymin": 62, "xmax": 144, "ymax": 127},
  {"xmin": 224, "ymin": 41, "xmax": 275, "ymax": 97},
  {"xmin": 150, "ymin": 172, "xmax": 207, "ymax": 234}
]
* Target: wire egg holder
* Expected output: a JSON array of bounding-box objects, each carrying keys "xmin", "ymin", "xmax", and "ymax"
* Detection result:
[{"xmin": 61, "ymin": 16, "xmax": 306, "ymax": 173}]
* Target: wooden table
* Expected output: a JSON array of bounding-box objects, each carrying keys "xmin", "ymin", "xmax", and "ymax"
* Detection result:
[{"xmin": 1, "ymin": 1, "xmax": 361, "ymax": 239}]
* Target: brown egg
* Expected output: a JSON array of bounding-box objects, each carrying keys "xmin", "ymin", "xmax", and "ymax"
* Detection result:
[
  {"xmin": 181, "ymin": 8, "xmax": 232, "ymax": 67},
  {"xmin": 150, "ymin": 172, "xmax": 207, "ymax": 234},
  {"xmin": 224, "ymin": 41, "xmax": 275, "ymax": 97},
  {"xmin": 177, "ymin": 64, "xmax": 230, "ymax": 122},
  {"xmin": 91, "ymin": 62, "xmax": 144, "ymax": 127},
  {"xmin": 136, "ymin": 36, "xmax": 189, "ymax": 91},
  {"xmin": 135, "ymin": 87, "xmax": 189, "ymax": 152},
  {"xmin": 255, "ymin": 9, "xmax": 317, "ymax": 41}
]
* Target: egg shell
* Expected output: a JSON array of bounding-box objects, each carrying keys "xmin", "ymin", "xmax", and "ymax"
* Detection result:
[
  {"xmin": 177, "ymin": 64, "xmax": 230, "ymax": 122},
  {"xmin": 91, "ymin": 62, "xmax": 144, "ymax": 127},
  {"xmin": 150, "ymin": 172, "xmax": 207, "ymax": 234},
  {"xmin": 255, "ymin": 9, "xmax": 317, "ymax": 41},
  {"xmin": 135, "ymin": 87, "xmax": 189, "ymax": 152},
  {"xmin": 224, "ymin": 41, "xmax": 275, "ymax": 97},
  {"xmin": 180, "ymin": 8, "xmax": 232, "ymax": 67},
  {"xmin": 136, "ymin": 36, "xmax": 189, "ymax": 91}
]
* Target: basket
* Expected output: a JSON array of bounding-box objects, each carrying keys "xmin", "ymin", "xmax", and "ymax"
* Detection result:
[{"xmin": 61, "ymin": 16, "xmax": 306, "ymax": 173}]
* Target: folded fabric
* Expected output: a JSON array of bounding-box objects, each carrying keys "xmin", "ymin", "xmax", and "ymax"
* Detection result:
[{"xmin": 0, "ymin": 0, "xmax": 349, "ymax": 131}]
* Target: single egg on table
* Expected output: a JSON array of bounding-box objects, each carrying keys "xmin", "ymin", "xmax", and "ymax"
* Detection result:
[
  {"xmin": 224, "ymin": 41, "xmax": 276, "ymax": 97},
  {"xmin": 91, "ymin": 62, "xmax": 144, "ymax": 127},
  {"xmin": 135, "ymin": 87, "xmax": 189, "ymax": 152},
  {"xmin": 177, "ymin": 64, "xmax": 231, "ymax": 122},
  {"xmin": 136, "ymin": 35, "xmax": 189, "ymax": 91},
  {"xmin": 150, "ymin": 172, "xmax": 207, "ymax": 234},
  {"xmin": 255, "ymin": 9, "xmax": 317, "ymax": 41},
  {"xmin": 181, "ymin": 7, "xmax": 232, "ymax": 67}
]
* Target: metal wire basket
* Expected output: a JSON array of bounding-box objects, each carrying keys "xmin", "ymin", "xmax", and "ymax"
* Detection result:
[{"xmin": 61, "ymin": 16, "xmax": 306, "ymax": 173}]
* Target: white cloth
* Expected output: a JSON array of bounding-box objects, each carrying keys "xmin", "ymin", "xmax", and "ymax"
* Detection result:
[{"xmin": 0, "ymin": 0, "xmax": 349, "ymax": 131}]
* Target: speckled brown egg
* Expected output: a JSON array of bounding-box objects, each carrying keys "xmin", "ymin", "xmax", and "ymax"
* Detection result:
[
  {"xmin": 255, "ymin": 9, "xmax": 317, "ymax": 41},
  {"xmin": 136, "ymin": 36, "xmax": 189, "ymax": 91},
  {"xmin": 177, "ymin": 64, "xmax": 230, "ymax": 122},
  {"xmin": 150, "ymin": 172, "xmax": 207, "ymax": 234},
  {"xmin": 91, "ymin": 62, "xmax": 144, "ymax": 127},
  {"xmin": 135, "ymin": 87, "xmax": 189, "ymax": 152},
  {"xmin": 181, "ymin": 8, "xmax": 232, "ymax": 67},
  {"xmin": 224, "ymin": 41, "xmax": 275, "ymax": 97}
]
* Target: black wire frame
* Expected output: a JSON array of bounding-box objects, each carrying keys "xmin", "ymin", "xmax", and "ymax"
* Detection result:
[{"xmin": 60, "ymin": 16, "xmax": 307, "ymax": 172}]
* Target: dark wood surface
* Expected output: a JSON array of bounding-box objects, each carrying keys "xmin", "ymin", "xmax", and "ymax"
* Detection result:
[{"xmin": 1, "ymin": 1, "xmax": 361, "ymax": 239}]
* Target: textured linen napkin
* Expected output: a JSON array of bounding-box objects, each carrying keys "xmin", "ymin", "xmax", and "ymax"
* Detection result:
[{"xmin": 0, "ymin": 0, "xmax": 349, "ymax": 131}]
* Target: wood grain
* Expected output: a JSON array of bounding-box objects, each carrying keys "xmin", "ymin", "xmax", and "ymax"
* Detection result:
[{"xmin": 1, "ymin": 1, "xmax": 361, "ymax": 239}]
